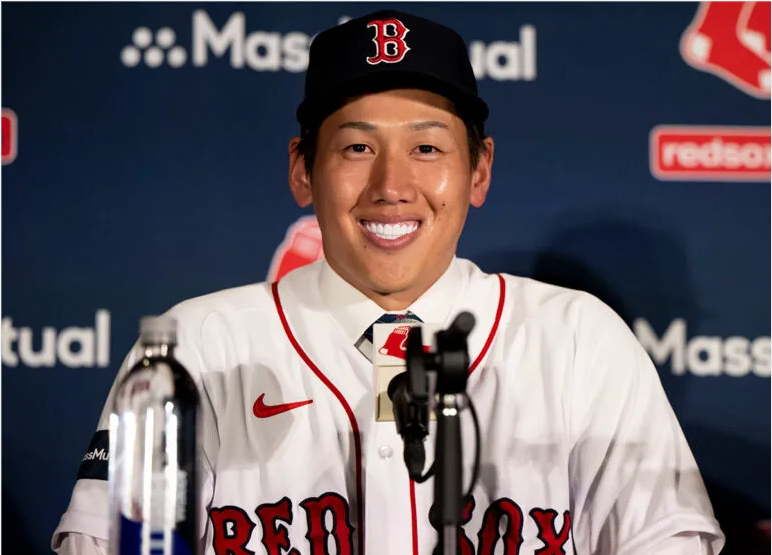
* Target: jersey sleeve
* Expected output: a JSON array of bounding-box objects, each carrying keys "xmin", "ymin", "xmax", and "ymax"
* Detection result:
[
  {"xmin": 567, "ymin": 294, "xmax": 725, "ymax": 555},
  {"xmin": 54, "ymin": 533, "xmax": 108, "ymax": 555},
  {"xmin": 51, "ymin": 313, "xmax": 218, "ymax": 552}
]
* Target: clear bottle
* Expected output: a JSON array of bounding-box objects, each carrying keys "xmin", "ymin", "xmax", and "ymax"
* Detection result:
[{"xmin": 108, "ymin": 316, "xmax": 200, "ymax": 555}]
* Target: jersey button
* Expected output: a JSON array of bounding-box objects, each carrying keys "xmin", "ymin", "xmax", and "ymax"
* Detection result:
[{"xmin": 377, "ymin": 445, "xmax": 393, "ymax": 459}]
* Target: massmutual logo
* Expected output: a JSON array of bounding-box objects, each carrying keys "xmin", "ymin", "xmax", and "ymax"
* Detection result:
[
  {"xmin": 634, "ymin": 318, "xmax": 770, "ymax": 377},
  {"xmin": 82, "ymin": 446, "xmax": 109, "ymax": 462},
  {"xmin": 121, "ymin": 26, "xmax": 188, "ymax": 68},
  {"xmin": 1, "ymin": 310, "xmax": 111, "ymax": 368},
  {"xmin": 120, "ymin": 10, "xmax": 537, "ymax": 81}
]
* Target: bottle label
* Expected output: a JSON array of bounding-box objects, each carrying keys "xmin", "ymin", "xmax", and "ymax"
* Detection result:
[{"xmin": 147, "ymin": 470, "xmax": 188, "ymax": 526}]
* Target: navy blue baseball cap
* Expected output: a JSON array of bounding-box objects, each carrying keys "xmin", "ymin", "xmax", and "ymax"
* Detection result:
[{"xmin": 296, "ymin": 10, "xmax": 489, "ymax": 133}]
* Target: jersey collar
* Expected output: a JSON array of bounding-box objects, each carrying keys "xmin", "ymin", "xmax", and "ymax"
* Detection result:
[{"xmin": 318, "ymin": 257, "xmax": 465, "ymax": 345}]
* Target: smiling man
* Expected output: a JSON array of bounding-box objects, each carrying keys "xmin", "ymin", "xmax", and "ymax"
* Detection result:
[{"xmin": 52, "ymin": 10, "xmax": 724, "ymax": 555}]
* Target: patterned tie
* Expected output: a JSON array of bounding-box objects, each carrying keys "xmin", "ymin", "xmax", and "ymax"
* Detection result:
[{"xmin": 356, "ymin": 311, "xmax": 424, "ymax": 362}]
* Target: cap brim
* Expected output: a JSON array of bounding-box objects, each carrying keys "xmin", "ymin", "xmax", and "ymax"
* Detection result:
[{"xmin": 297, "ymin": 69, "xmax": 489, "ymax": 131}]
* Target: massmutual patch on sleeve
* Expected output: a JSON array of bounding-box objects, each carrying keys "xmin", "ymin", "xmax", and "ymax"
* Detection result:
[{"xmin": 77, "ymin": 430, "xmax": 109, "ymax": 481}]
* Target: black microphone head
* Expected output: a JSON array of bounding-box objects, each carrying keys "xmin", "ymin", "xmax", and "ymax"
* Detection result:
[
  {"xmin": 387, "ymin": 372, "xmax": 408, "ymax": 401},
  {"xmin": 450, "ymin": 311, "xmax": 475, "ymax": 337},
  {"xmin": 406, "ymin": 327, "xmax": 429, "ymax": 400}
]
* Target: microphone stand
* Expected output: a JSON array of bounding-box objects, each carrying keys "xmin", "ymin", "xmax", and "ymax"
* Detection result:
[{"xmin": 404, "ymin": 313, "xmax": 475, "ymax": 555}]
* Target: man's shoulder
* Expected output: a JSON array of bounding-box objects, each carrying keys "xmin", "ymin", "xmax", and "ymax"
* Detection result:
[
  {"xmin": 462, "ymin": 259, "xmax": 625, "ymax": 332},
  {"xmin": 468, "ymin": 262, "xmax": 644, "ymax": 380},
  {"xmin": 163, "ymin": 261, "xmax": 325, "ymax": 339},
  {"xmin": 167, "ymin": 281, "xmax": 272, "ymax": 323}
]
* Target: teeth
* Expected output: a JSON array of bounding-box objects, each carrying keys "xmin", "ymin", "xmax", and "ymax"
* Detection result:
[{"xmin": 363, "ymin": 221, "xmax": 419, "ymax": 240}]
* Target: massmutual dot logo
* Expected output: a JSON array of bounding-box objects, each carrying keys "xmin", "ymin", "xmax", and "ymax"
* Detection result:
[
  {"xmin": 119, "ymin": 10, "xmax": 537, "ymax": 81},
  {"xmin": 121, "ymin": 27, "xmax": 188, "ymax": 68}
]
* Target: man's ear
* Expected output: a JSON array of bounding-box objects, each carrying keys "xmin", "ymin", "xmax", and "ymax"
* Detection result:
[
  {"xmin": 288, "ymin": 137, "xmax": 312, "ymax": 208},
  {"xmin": 470, "ymin": 137, "xmax": 494, "ymax": 208}
]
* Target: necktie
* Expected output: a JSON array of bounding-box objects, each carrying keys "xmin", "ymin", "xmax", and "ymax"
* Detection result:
[{"xmin": 356, "ymin": 311, "xmax": 423, "ymax": 362}]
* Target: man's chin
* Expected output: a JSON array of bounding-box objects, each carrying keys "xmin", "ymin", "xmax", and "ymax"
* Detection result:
[
  {"xmin": 336, "ymin": 257, "xmax": 421, "ymax": 299},
  {"xmin": 365, "ymin": 273, "xmax": 415, "ymax": 297},
  {"xmin": 369, "ymin": 280, "xmax": 412, "ymax": 297}
]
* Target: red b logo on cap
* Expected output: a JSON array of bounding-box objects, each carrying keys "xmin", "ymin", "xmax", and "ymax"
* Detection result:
[{"xmin": 367, "ymin": 18, "xmax": 411, "ymax": 65}]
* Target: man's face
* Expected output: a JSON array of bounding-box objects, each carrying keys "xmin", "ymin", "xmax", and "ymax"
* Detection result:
[{"xmin": 289, "ymin": 88, "xmax": 494, "ymax": 309}]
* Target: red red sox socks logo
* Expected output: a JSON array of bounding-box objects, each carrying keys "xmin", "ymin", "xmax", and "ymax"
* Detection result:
[
  {"xmin": 367, "ymin": 18, "xmax": 411, "ymax": 65},
  {"xmin": 378, "ymin": 325, "xmax": 412, "ymax": 358},
  {"xmin": 378, "ymin": 325, "xmax": 431, "ymax": 359},
  {"xmin": 209, "ymin": 494, "xmax": 571, "ymax": 555},
  {"xmin": 267, "ymin": 216, "xmax": 324, "ymax": 283},
  {"xmin": 681, "ymin": 1, "xmax": 771, "ymax": 98}
]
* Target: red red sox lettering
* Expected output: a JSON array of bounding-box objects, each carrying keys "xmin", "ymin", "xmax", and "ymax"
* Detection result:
[{"xmin": 209, "ymin": 495, "xmax": 571, "ymax": 555}]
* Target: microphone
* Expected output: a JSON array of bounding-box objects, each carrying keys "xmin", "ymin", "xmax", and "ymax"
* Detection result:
[{"xmin": 388, "ymin": 371, "xmax": 429, "ymax": 480}]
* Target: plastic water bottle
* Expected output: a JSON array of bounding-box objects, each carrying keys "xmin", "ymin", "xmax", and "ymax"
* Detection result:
[{"xmin": 108, "ymin": 316, "xmax": 200, "ymax": 555}]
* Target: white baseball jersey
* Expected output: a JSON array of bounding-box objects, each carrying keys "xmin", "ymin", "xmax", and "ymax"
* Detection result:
[{"xmin": 52, "ymin": 257, "xmax": 724, "ymax": 555}]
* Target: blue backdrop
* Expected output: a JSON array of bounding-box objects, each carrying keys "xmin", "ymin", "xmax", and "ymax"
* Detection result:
[{"xmin": 2, "ymin": 2, "xmax": 770, "ymax": 554}]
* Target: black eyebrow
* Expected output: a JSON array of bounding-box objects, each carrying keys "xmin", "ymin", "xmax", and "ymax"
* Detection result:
[
  {"xmin": 338, "ymin": 121, "xmax": 377, "ymax": 131},
  {"xmin": 409, "ymin": 121, "xmax": 448, "ymax": 131},
  {"xmin": 337, "ymin": 121, "xmax": 449, "ymax": 132}
]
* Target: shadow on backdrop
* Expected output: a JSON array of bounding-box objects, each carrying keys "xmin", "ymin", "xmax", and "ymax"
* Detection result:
[{"xmin": 474, "ymin": 210, "xmax": 769, "ymax": 555}]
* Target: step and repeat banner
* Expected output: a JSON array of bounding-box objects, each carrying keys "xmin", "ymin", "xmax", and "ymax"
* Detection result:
[{"xmin": 2, "ymin": 2, "xmax": 770, "ymax": 554}]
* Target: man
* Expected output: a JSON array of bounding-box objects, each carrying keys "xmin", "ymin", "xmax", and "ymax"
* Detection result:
[{"xmin": 52, "ymin": 9, "xmax": 724, "ymax": 555}]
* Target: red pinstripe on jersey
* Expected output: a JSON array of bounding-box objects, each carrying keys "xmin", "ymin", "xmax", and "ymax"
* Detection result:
[
  {"xmin": 272, "ymin": 281, "xmax": 365, "ymax": 554},
  {"xmin": 469, "ymin": 274, "xmax": 507, "ymax": 378}
]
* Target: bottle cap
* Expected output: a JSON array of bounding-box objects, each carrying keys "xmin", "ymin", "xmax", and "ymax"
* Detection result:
[{"xmin": 139, "ymin": 315, "xmax": 178, "ymax": 346}]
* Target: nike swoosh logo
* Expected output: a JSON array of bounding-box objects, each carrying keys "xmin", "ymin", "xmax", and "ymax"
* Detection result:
[{"xmin": 252, "ymin": 393, "xmax": 313, "ymax": 418}]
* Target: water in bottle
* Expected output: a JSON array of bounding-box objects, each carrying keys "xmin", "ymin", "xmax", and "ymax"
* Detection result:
[{"xmin": 108, "ymin": 315, "xmax": 200, "ymax": 555}]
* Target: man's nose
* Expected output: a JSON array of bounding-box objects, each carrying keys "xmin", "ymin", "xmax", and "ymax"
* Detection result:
[{"xmin": 366, "ymin": 148, "xmax": 418, "ymax": 204}]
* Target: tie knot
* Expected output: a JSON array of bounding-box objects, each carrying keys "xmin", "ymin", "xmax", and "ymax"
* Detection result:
[{"xmin": 363, "ymin": 311, "xmax": 423, "ymax": 344}]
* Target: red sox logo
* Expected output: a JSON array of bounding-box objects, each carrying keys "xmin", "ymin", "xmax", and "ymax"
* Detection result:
[
  {"xmin": 267, "ymin": 216, "xmax": 325, "ymax": 282},
  {"xmin": 2, "ymin": 109, "xmax": 18, "ymax": 165},
  {"xmin": 680, "ymin": 1, "xmax": 771, "ymax": 98},
  {"xmin": 367, "ymin": 18, "xmax": 411, "ymax": 65},
  {"xmin": 378, "ymin": 325, "xmax": 411, "ymax": 358},
  {"xmin": 378, "ymin": 325, "xmax": 431, "ymax": 359}
]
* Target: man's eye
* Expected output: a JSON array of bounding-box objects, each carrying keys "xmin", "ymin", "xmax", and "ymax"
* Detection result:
[
  {"xmin": 417, "ymin": 145, "xmax": 440, "ymax": 154},
  {"xmin": 346, "ymin": 144, "xmax": 370, "ymax": 153}
]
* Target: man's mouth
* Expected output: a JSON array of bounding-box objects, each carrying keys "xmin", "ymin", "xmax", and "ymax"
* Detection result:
[{"xmin": 361, "ymin": 220, "xmax": 421, "ymax": 241}]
